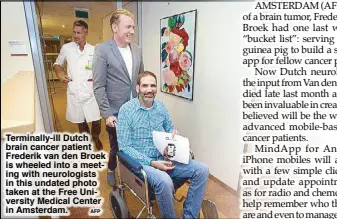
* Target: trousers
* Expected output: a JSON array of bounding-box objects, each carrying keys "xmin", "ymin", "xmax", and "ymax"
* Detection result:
[
  {"xmin": 78, "ymin": 119, "xmax": 102, "ymax": 150},
  {"xmin": 143, "ymin": 159, "xmax": 209, "ymax": 218},
  {"xmin": 106, "ymin": 125, "xmax": 118, "ymax": 170}
]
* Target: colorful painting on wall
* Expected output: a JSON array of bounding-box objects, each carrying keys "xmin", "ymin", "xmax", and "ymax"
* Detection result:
[{"xmin": 160, "ymin": 10, "xmax": 197, "ymax": 100}]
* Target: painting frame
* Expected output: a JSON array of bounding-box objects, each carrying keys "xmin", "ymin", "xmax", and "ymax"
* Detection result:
[{"xmin": 160, "ymin": 9, "xmax": 197, "ymax": 101}]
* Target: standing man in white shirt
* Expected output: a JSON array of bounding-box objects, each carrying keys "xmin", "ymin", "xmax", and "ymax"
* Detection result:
[
  {"xmin": 54, "ymin": 20, "xmax": 103, "ymax": 150},
  {"xmin": 93, "ymin": 9, "xmax": 144, "ymax": 186}
]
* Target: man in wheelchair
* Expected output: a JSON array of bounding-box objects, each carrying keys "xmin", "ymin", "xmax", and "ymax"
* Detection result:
[{"xmin": 116, "ymin": 71, "xmax": 209, "ymax": 218}]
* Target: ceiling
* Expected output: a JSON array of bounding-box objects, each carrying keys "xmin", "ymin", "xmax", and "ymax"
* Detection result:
[{"xmin": 36, "ymin": 1, "xmax": 116, "ymax": 38}]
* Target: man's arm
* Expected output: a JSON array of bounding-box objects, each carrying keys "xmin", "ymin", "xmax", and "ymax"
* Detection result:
[
  {"xmin": 117, "ymin": 106, "xmax": 153, "ymax": 166},
  {"xmin": 93, "ymin": 44, "xmax": 113, "ymax": 119},
  {"xmin": 162, "ymin": 103, "xmax": 175, "ymax": 133},
  {"xmin": 53, "ymin": 46, "xmax": 71, "ymax": 83}
]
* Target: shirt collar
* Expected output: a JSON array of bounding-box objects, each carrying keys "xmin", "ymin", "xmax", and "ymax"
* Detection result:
[
  {"xmin": 76, "ymin": 42, "xmax": 88, "ymax": 51},
  {"xmin": 136, "ymin": 98, "xmax": 157, "ymax": 111}
]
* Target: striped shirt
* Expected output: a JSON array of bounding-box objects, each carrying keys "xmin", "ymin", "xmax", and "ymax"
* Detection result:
[{"xmin": 117, "ymin": 98, "xmax": 174, "ymax": 165}]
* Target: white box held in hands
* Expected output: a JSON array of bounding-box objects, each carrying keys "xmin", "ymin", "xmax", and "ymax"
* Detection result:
[{"xmin": 152, "ymin": 131, "xmax": 190, "ymax": 164}]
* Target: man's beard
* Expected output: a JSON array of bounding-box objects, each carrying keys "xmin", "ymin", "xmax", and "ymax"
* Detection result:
[{"xmin": 140, "ymin": 92, "xmax": 155, "ymax": 103}]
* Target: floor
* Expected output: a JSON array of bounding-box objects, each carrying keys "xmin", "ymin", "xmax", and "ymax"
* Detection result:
[{"xmin": 47, "ymin": 80, "xmax": 239, "ymax": 218}]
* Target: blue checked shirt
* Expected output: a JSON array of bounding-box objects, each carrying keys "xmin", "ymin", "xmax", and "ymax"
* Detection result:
[{"xmin": 117, "ymin": 98, "xmax": 174, "ymax": 166}]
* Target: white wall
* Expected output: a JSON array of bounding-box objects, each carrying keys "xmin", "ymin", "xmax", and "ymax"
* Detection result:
[
  {"xmin": 1, "ymin": 4, "xmax": 45, "ymax": 215},
  {"xmin": 142, "ymin": 2, "xmax": 253, "ymax": 190},
  {"xmin": 1, "ymin": 2, "xmax": 34, "ymax": 85},
  {"xmin": 102, "ymin": 3, "xmax": 139, "ymax": 45},
  {"xmin": 87, "ymin": 31, "xmax": 103, "ymax": 45},
  {"xmin": 1, "ymin": 1, "xmax": 45, "ymax": 132},
  {"xmin": 102, "ymin": 12, "xmax": 112, "ymax": 42}
]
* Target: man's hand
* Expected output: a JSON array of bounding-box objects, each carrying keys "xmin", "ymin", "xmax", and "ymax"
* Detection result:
[
  {"xmin": 172, "ymin": 129, "xmax": 179, "ymax": 139},
  {"xmin": 170, "ymin": 130, "xmax": 192, "ymax": 152},
  {"xmin": 150, "ymin": 160, "xmax": 175, "ymax": 171},
  {"xmin": 163, "ymin": 147, "xmax": 168, "ymax": 157},
  {"xmin": 60, "ymin": 75, "xmax": 72, "ymax": 83},
  {"xmin": 54, "ymin": 65, "xmax": 71, "ymax": 83},
  {"xmin": 106, "ymin": 116, "xmax": 117, "ymax": 127}
]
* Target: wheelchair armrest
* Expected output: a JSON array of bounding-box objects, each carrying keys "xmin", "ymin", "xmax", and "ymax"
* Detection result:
[{"xmin": 117, "ymin": 151, "xmax": 143, "ymax": 172}]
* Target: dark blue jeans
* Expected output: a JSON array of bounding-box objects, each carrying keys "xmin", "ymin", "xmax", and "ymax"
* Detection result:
[{"xmin": 143, "ymin": 160, "xmax": 209, "ymax": 218}]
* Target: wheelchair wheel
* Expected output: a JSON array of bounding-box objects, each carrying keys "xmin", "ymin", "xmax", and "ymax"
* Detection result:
[
  {"xmin": 147, "ymin": 214, "xmax": 156, "ymax": 219},
  {"xmin": 202, "ymin": 199, "xmax": 218, "ymax": 219},
  {"xmin": 110, "ymin": 190, "xmax": 128, "ymax": 219}
]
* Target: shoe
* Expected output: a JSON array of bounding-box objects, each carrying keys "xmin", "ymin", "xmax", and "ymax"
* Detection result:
[
  {"xmin": 107, "ymin": 170, "xmax": 115, "ymax": 186},
  {"xmin": 93, "ymin": 138, "xmax": 103, "ymax": 150}
]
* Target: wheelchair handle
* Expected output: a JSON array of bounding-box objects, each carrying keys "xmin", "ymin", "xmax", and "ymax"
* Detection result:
[{"xmin": 117, "ymin": 151, "xmax": 143, "ymax": 171}]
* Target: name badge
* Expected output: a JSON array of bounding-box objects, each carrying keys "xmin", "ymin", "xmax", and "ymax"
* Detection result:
[
  {"xmin": 85, "ymin": 63, "xmax": 92, "ymax": 69},
  {"xmin": 85, "ymin": 54, "xmax": 93, "ymax": 69}
]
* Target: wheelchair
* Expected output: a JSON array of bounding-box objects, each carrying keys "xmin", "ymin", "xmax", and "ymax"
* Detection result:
[{"xmin": 109, "ymin": 150, "xmax": 219, "ymax": 219}]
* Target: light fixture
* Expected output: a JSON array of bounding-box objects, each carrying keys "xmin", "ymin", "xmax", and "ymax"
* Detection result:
[{"xmin": 62, "ymin": 25, "xmax": 65, "ymax": 28}]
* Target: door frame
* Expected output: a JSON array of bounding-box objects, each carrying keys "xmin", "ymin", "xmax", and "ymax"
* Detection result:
[
  {"xmin": 23, "ymin": 1, "xmax": 54, "ymax": 133},
  {"xmin": 22, "ymin": 1, "xmax": 142, "ymax": 133}
]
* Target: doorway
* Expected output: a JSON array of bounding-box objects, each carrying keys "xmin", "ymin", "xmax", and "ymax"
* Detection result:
[
  {"xmin": 34, "ymin": 1, "xmax": 118, "ymax": 133},
  {"xmin": 23, "ymin": 1, "xmax": 142, "ymax": 218}
]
